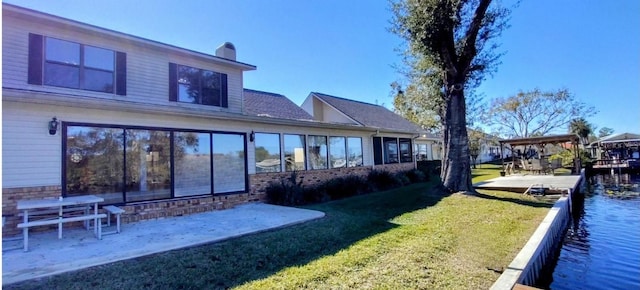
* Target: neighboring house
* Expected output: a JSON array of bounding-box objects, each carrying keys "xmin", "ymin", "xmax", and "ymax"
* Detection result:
[
  {"xmin": 467, "ymin": 129, "xmax": 503, "ymax": 163},
  {"xmin": 1, "ymin": 4, "xmax": 417, "ymax": 236},
  {"xmin": 590, "ymin": 133, "xmax": 640, "ymax": 162}
]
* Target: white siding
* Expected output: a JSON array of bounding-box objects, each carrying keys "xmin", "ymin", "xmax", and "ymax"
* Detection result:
[
  {"xmin": 321, "ymin": 102, "xmax": 354, "ymax": 124},
  {"xmin": 2, "ymin": 9, "xmax": 247, "ymax": 114},
  {"xmin": 2, "ymin": 101, "xmax": 383, "ymax": 188}
]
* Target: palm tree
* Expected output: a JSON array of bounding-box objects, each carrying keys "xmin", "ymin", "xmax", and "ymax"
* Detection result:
[{"xmin": 569, "ymin": 118, "xmax": 592, "ymax": 145}]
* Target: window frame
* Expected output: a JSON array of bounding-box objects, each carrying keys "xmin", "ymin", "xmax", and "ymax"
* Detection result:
[
  {"xmin": 283, "ymin": 134, "xmax": 306, "ymax": 172},
  {"xmin": 307, "ymin": 135, "xmax": 329, "ymax": 170},
  {"xmin": 28, "ymin": 33, "xmax": 126, "ymax": 95},
  {"xmin": 169, "ymin": 63, "xmax": 228, "ymax": 108},
  {"xmin": 347, "ymin": 137, "xmax": 363, "ymax": 167},
  {"xmin": 62, "ymin": 122, "xmax": 248, "ymax": 205},
  {"xmin": 329, "ymin": 136, "xmax": 347, "ymax": 169},
  {"xmin": 254, "ymin": 132, "xmax": 282, "ymax": 173},
  {"xmin": 399, "ymin": 138, "xmax": 413, "ymax": 163}
]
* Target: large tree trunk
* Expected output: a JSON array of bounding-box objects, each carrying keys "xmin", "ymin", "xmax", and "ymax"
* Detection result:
[{"xmin": 440, "ymin": 87, "xmax": 475, "ymax": 194}]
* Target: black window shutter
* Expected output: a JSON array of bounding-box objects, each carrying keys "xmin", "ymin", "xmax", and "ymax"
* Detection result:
[
  {"xmin": 221, "ymin": 73, "xmax": 228, "ymax": 108},
  {"xmin": 115, "ymin": 52, "xmax": 127, "ymax": 95},
  {"xmin": 169, "ymin": 63, "xmax": 177, "ymax": 102},
  {"xmin": 373, "ymin": 137, "xmax": 382, "ymax": 165},
  {"xmin": 28, "ymin": 33, "xmax": 44, "ymax": 85}
]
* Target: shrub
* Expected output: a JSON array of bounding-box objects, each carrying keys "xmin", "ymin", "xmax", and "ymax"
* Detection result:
[
  {"xmin": 395, "ymin": 172, "xmax": 411, "ymax": 186},
  {"xmin": 367, "ymin": 170, "xmax": 402, "ymax": 191},
  {"xmin": 265, "ymin": 171, "xmax": 305, "ymax": 206},
  {"xmin": 302, "ymin": 184, "xmax": 330, "ymax": 204},
  {"xmin": 404, "ymin": 169, "xmax": 427, "ymax": 183},
  {"xmin": 324, "ymin": 175, "xmax": 369, "ymax": 200}
]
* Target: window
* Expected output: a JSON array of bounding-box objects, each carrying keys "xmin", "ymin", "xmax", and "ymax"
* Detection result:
[
  {"xmin": 66, "ymin": 126, "xmax": 125, "ymax": 204},
  {"xmin": 329, "ymin": 137, "xmax": 346, "ymax": 168},
  {"xmin": 63, "ymin": 124, "xmax": 248, "ymax": 204},
  {"xmin": 255, "ymin": 133, "xmax": 281, "ymax": 173},
  {"xmin": 399, "ymin": 138, "xmax": 413, "ymax": 163},
  {"xmin": 416, "ymin": 144, "xmax": 428, "ymax": 161},
  {"xmin": 213, "ymin": 133, "xmax": 246, "ymax": 193},
  {"xmin": 384, "ymin": 138, "xmax": 399, "ymax": 164},
  {"xmin": 125, "ymin": 130, "xmax": 171, "ymax": 202},
  {"xmin": 174, "ymin": 132, "xmax": 211, "ymax": 197},
  {"xmin": 307, "ymin": 135, "xmax": 328, "ymax": 170},
  {"xmin": 28, "ymin": 34, "xmax": 126, "ymax": 95},
  {"xmin": 284, "ymin": 134, "xmax": 305, "ymax": 171},
  {"xmin": 347, "ymin": 137, "xmax": 363, "ymax": 167},
  {"xmin": 169, "ymin": 63, "xmax": 228, "ymax": 107}
]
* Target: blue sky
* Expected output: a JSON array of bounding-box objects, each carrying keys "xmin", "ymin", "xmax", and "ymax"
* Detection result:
[{"xmin": 5, "ymin": 0, "xmax": 639, "ymax": 135}]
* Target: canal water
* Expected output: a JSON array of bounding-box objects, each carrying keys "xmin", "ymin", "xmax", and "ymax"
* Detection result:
[{"xmin": 546, "ymin": 173, "xmax": 640, "ymax": 289}]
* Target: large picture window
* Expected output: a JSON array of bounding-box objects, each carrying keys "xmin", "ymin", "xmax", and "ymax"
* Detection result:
[
  {"xmin": 307, "ymin": 135, "xmax": 328, "ymax": 170},
  {"xmin": 174, "ymin": 132, "xmax": 211, "ymax": 197},
  {"xmin": 125, "ymin": 130, "xmax": 171, "ymax": 202},
  {"xmin": 66, "ymin": 126, "xmax": 125, "ymax": 204},
  {"xmin": 255, "ymin": 133, "xmax": 281, "ymax": 173},
  {"xmin": 347, "ymin": 137, "xmax": 363, "ymax": 167},
  {"xmin": 329, "ymin": 137, "xmax": 346, "ymax": 168},
  {"xmin": 213, "ymin": 133, "xmax": 246, "ymax": 193},
  {"xmin": 169, "ymin": 63, "xmax": 228, "ymax": 108},
  {"xmin": 284, "ymin": 134, "xmax": 305, "ymax": 171},
  {"xmin": 64, "ymin": 124, "xmax": 247, "ymax": 204}
]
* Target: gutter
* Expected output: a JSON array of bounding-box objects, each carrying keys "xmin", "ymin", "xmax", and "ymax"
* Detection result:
[{"xmin": 3, "ymin": 88, "xmax": 420, "ymax": 135}]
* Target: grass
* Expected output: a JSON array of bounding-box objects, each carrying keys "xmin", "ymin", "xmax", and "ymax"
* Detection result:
[{"xmin": 6, "ymin": 166, "xmax": 554, "ymax": 289}]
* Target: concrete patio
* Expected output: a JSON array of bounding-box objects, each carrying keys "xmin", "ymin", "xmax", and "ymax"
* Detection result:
[{"xmin": 1, "ymin": 203, "xmax": 325, "ymax": 285}]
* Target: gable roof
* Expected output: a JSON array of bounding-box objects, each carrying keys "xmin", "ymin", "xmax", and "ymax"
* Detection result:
[
  {"xmin": 590, "ymin": 132, "xmax": 640, "ymax": 146},
  {"xmin": 309, "ymin": 92, "xmax": 422, "ymax": 133},
  {"xmin": 3, "ymin": 3, "xmax": 256, "ymax": 71},
  {"xmin": 244, "ymin": 89, "xmax": 313, "ymax": 120}
]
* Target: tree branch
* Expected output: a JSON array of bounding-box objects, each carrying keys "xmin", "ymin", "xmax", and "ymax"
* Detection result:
[{"xmin": 457, "ymin": 0, "xmax": 492, "ymax": 73}]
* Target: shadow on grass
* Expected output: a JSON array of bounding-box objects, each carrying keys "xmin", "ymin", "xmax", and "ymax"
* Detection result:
[
  {"xmin": 474, "ymin": 191, "xmax": 554, "ymax": 209},
  {"xmin": 5, "ymin": 181, "xmax": 449, "ymax": 290}
]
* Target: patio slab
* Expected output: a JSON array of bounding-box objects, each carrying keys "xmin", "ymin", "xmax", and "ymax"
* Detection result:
[
  {"xmin": 474, "ymin": 174, "xmax": 582, "ymax": 194},
  {"xmin": 1, "ymin": 203, "xmax": 324, "ymax": 285}
]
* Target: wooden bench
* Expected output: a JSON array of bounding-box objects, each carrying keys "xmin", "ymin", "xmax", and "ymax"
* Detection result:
[
  {"xmin": 17, "ymin": 213, "xmax": 106, "ymax": 251},
  {"xmin": 103, "ymin": 205, "xmax": 125, "ymax": 234}
]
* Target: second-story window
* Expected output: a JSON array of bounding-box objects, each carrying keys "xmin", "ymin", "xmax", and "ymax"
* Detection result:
[
  {"xmin": 28, "ymin": 33, "xmax": 127, "ymax": 95},
  {"xmin": 169, "ymin": 63, "xmax": 228, "ymax": 108},
  {"xmin": 44, "ymin": 37, "xmax": 115, "ymax": 93}
]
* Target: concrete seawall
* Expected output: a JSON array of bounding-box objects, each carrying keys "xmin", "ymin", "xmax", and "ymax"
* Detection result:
[{"xmin": 490, "ymin": 171, "xmax": 585, "ymax": 289}]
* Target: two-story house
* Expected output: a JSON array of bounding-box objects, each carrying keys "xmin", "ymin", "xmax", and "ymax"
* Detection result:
[{"xmin": 2, "ymin": 4, "xmax": 421, "ymax": 236}]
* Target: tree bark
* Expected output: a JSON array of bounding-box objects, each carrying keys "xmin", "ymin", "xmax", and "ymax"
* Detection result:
[{"xmin": 440, "ymin": 85, "xmax": 475, "ymax": 194}]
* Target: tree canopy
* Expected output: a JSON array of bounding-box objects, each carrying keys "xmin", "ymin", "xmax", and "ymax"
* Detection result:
[
  {"xmin": 483, "ymin": 88, "xmax": 596, "ymax": 138},
  {"xmin": 391, "ymin": 0, "xmax": 510, "ymax": 193},
  {"xmin": 569, "ymin": 118, "xmax": 594, "ymax": 145}
]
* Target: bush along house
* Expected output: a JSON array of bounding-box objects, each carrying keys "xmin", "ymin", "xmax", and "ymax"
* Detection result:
[{"xmin": 2, "ymin": 3, "xmax": 428, "ymax": 236}]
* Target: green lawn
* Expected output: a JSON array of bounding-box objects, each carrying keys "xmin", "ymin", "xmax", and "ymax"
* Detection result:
[{"xmin": 6, "ymin": 167, "xmax": 553, "ymax": 289}]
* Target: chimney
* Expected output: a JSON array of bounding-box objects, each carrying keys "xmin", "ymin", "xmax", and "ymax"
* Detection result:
[{"xmin": 215, "ymin": 42, "xmax": 236, "ymax": 61}]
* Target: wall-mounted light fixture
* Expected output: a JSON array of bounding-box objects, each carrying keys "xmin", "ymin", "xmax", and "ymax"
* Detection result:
[
  {"xmin": 48, "ymin": 117, "xmax": 59, "ymax": 135},
  {"xmin": 249, "ymin": 131, "xmax": 255, "ymax": 142}
]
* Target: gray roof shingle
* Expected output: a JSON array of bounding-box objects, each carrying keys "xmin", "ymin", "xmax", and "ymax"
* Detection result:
[
  {"xmin": 310, "ymin": 92, "xmax": 422, "ymax": 133},
  {"xmin": 244, "ymin": 89, "xmax": 313, "ymax": 120}
]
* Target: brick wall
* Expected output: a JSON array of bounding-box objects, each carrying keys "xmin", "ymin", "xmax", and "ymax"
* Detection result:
[
  {"xmin": 2, "ymin": 186, "xmax": 62, "ymax": 236},
  {"xmin": 2, "ymin": 186, "xmax": 263, "ymax": 237},
  {"xmin": 2, "ymin": 162, "xmax": 413, "ymax": 237},
  {"xmin": 248, "ymin": 163, "xmax": 415, "ymax": 195}
]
